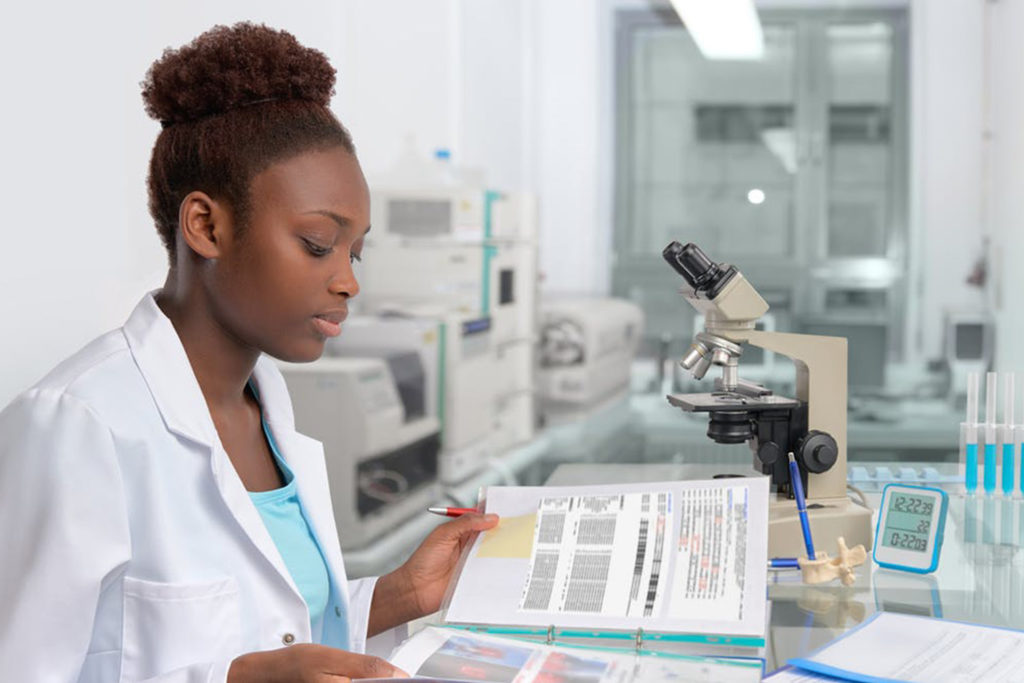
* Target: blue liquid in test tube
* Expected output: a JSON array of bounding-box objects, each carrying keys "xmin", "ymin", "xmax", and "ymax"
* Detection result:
[
  {"xmin": 985, "ymin": 372, "xmax": 997, "ymax": 495},
  {"xmin": 963, "ymin": 372, "xmax": 980, "ymax": 495},
  {"xmin": 985, "ymin": 443, "xmax": 997, "ymax": 494},
  {"xmin": 966, "ymin": 442, "xmax": 978, "ymax": 493},
  {"xmin": 1003, "ymin": 442, "xmax": 1015, "ymax": 494},
  {"xmin": 1018, "ymin": 421, "xmax": 1024, "ymax": 495}
]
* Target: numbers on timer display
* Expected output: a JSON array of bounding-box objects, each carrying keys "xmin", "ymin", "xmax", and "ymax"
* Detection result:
[
  {"xmin": 892, "ymin": 495, "xmax": 934, "ymax": 516},
  {"xmin": 888, "ymin": 532, "xmax": 929, "ymax": 551},
  {"xmin": 882, "ymin": 493, "xmax": 936, "ymax": 554}
]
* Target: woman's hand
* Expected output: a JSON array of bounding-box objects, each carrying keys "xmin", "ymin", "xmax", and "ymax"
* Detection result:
[
  {"xmin": 227, "ymin": 644, "xmax": 408, "ymax": 682},
  {"xmin": 368, "ymin": 512, "xmax": 499, "ymax": 636}
]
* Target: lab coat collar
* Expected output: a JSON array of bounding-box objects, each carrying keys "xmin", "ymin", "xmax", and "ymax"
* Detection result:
[
  {"xmin": 121, "ymin": 291, "xmax": 302, "ymax": 449},
  {"xmin": 122, "ymin": 291, "xmax": 218, "ymax": 446}
]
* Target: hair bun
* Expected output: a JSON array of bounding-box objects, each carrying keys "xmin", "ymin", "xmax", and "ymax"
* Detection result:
[{"xmin": 141, "ymin": 22, "xmax": 336, "ymax": 126}]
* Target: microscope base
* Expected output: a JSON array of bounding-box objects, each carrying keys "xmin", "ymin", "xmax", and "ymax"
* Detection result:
[{"xmin": 768, "ymin": 495, "xmax": 873, "ymax": 559}]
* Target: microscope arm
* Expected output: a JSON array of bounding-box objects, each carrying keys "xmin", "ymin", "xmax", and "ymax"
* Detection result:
[{"xmin": 715, "ymin": 327, "xmax": 850, "ymax": 502}]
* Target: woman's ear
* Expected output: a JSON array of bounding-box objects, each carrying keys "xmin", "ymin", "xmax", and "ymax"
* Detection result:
[{"xmin": 177, "ymin": 191, "xmax": 232, "ymax": 260}]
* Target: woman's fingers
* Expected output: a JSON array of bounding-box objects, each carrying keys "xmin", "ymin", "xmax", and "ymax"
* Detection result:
[
  {"xmin": 318, "ymin": 649, "xmax": 409, "ymax": 680},
  {"xmin": 439, "ymin": 512, "xmax": 499, "ymax": 539}
]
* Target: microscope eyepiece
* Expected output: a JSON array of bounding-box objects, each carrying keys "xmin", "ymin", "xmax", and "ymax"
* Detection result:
[{"xmin": 662, "ymin": 242, "xmax": 737, "ymax": 297}]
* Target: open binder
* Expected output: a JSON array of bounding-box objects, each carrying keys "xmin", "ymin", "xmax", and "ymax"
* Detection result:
[
  {"xmin": 435, "ymin": 479, "xmax": 771, "ymax": 661},
  {"xmin": 383, "ymin": 624, "xmax": 765, "ymax": 683}
]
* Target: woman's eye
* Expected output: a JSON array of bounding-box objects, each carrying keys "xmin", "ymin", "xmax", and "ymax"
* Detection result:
[
  {"xmin": 350, "ymin": 252, "xmax": 363, "ymax": 265},
  {"xmin": 302, "ymin": 238, "xmax": 332, "ymax": 257}
]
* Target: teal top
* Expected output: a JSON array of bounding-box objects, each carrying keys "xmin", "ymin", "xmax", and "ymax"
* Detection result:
[{"xmin": 247, "ymin": 385, "xmax": 331, "ymax": 639}]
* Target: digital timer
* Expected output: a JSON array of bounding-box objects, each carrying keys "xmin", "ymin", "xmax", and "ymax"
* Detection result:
[{"xmin": 873, "ymin": 484, "xmax": 949, "ymax": 574}]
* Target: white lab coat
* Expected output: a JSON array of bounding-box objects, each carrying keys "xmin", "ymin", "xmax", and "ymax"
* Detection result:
[{"xmin": 0, "ymin": 293, "xmax": 383, "ymax": 682}]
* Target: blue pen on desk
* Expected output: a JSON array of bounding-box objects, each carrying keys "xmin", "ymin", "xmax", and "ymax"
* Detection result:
[
  {"xmin": 789, "ymin": 453, "xmax": 816, "ymax": 560},
  {"xmin": 768, "ymin": 558, "xmax": 800, "ymax": 569}
]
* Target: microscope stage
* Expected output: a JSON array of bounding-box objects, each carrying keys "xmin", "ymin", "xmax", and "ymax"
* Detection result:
[{"xmin": 668, "ymin": 391, "xmax": 801, "ymax": 413}]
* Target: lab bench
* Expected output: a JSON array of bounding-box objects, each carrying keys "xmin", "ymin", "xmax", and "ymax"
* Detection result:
[{"xmin": 544, "ymin": 461, "xmax": 1023, "ymax": 673}]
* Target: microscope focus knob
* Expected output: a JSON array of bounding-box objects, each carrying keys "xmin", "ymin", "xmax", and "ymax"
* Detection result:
[
  {"xmin": 798, "ymin": 430, "xmax": 838, "ymax": 473},
  {"xmin": 756, "ymin": 441, "xmax": 783, "ymax": 466}
]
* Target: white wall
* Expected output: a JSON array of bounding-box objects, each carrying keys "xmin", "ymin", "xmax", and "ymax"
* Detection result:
[{"xmin": 0, "ymin": 1, "xmax": 349, "ymax": 408}]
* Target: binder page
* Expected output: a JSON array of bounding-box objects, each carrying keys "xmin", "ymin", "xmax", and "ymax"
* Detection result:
[
  {"xmin": 386, "ymin": 626, "xmax": 764, "ymax": 683},
  {"xmin": 790, "ymin": 611, "xmax": 1024, "ymax": 682},
  {"xmin": 445, "ymin": 479, "xmax": 769, "ymax": 638}
]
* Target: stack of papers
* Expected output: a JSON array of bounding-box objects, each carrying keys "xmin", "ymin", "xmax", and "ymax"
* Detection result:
[{"xmin": 765, "ymin": 611, "xmax": 1024, "ymax": 682}]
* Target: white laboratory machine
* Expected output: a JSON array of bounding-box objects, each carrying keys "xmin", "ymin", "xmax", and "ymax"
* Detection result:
[
  {"xmin": 278, "ymin": 355, "xmax": 441, "ymax": 550},
  {"xmin": 358, "ymin": 186, "xmax": 538, "ymax": 349},
  {"xmin": 328, "ymin": 311, "xmax": 534, "ymax": 485},
  {"xmin": 537, "ymin": 297, "xmax": 645, "ymax": 423}
]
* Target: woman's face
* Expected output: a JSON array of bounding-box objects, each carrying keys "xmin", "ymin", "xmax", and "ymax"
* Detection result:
[{"xmin": 206, "ymin": 145, "xmax": 370, "ymax": 363}]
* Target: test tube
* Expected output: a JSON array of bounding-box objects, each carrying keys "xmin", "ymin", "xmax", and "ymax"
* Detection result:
[
  {"xmin": 985, "ymin": 371, "xmax": 998, "ymax": 495},
  {"xmin": 1002, "ymin": 497, "xmax": 1015, "ymax": 545},
  {"xmin": 1004, "ymin": 373, "xmax": 1016, "ymax": 496},
  {"xmin": 965, "ymin": 494, "xmax": 979, "ymax": 543},
  {"xmin": 1019, "ymin": 416, "xmax": 1024, "ymax": 496},
  {"xmin": 963, "ymin": 372, "xmax": 980, "ymax": 494},
  {"xmin": 1018, "ymin": 500, "xmax": 1024, "ymax": 547},
  {"xmin": 984, "ymin": 497, "xmax": 996, "ymax": 543}
]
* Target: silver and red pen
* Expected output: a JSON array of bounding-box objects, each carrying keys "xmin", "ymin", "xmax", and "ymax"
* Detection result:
[{"xmin": 427, "ymin": 506, "xmax": 479, "ymax": 518}]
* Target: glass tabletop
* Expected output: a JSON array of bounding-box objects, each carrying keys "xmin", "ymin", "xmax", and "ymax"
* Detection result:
[{"xmin": 544, "ymin": 462, "xmax": 1022, "ymax": 672}]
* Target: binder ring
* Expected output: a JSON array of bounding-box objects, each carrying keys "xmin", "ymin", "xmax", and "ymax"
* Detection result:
[
  {"xmin": 546, "ymin": 624, "xmax": 555, "ymax": 645},
  {"xmin": 635, "ymin": 627, "xmax": 644, "ymax": 653}
]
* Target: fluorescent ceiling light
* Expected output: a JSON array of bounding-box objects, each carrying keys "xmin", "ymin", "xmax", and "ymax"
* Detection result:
[{"xmin": 669, "ymin": 0, "xmax": 765, "ymax": 60}]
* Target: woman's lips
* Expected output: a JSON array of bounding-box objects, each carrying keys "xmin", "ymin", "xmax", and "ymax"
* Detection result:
[{"xmin": 312, "ymin": 314, "xmax": 342, "ymax": 338}]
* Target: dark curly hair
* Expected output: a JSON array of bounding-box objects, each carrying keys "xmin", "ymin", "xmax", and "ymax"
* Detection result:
[{"xmin": 141, "ymin": 22, "xmax": 355, "ymax": 260}]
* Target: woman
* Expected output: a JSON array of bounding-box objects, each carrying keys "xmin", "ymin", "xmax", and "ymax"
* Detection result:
[{"xmin": 0, "ymin": 23, "xmax": 497, "ymax": 682}]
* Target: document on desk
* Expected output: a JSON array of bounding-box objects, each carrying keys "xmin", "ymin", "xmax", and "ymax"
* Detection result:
[
  {"xmin": 443, "ymin": 478, "xmax": 770, "ymax": 641},
  {"xmin": 789, "ymin": 611, "xmax": 1024, "ymax": 682},
  {"xmin": 382, "ymin": 626, "xmax": 764, "ymax": 683}
]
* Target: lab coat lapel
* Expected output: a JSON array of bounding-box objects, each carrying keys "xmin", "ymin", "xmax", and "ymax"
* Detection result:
[
  {"xmin": 122, "ymin": 292, "xmax": 218, "ymax": 446},
  {"xmin": 122, "ymin": 293, "xmax": 304, "ymax": 608},
  {"xmin": 207, "ymin": 440, "xmax": 306, "ymax": 609},
  {"xmin": 273, "ymin": 428, "xmax": 353, "ymax": 648},
  {"xmin": 277, "ymin": 431, "xmax": 350, "ymax": 587},
  {"xmin": 252, "ymin": 358, "xmax": 351, "ymax": 598}
]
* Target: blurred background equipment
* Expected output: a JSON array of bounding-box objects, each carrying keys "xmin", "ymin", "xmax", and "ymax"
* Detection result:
[
  {"xmin": 278, "ymin": 356, "xmax": 441, "ymax": 551},
  {"xmin": 328, "ymin": 310, "xmax": 532, "ymax": 485},
  {"xmin": 537, "ymin": 296, "xmax": 644, "ymax": 424}
]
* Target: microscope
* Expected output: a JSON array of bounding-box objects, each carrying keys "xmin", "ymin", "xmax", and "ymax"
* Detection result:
[{"xmin": 663, "ymin": 241, "xmax": 873, "ymax": 558}]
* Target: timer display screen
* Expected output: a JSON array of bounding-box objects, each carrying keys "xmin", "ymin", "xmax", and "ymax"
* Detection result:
[{"xmin": 880, "ymin": 493, "xmax": 936, "ymax": 553}]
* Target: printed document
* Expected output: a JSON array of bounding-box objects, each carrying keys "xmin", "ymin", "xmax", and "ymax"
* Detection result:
[
  {"xmin": 790, "ymin": 611, "xmax": 1024, "ymax": 682},
  {"xmin": 444, "ymin": 479, "xmax": 769, "ymax": 639}
]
